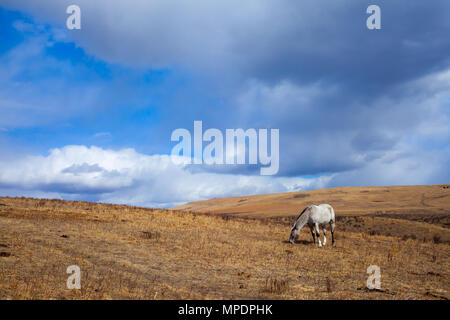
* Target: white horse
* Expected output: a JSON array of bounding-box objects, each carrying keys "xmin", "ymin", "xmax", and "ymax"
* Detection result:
[{"xmin": 289, "ymin": 204, "xmax": 335, "ymax": 247}]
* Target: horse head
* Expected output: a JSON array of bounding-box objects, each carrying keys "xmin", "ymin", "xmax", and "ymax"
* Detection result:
[{"xmin": 289, "ymin": 226, "xmax": 297, "ymax": 244}]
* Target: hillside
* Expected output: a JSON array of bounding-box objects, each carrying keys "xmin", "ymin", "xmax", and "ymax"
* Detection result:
[
  {"xmin": 173, "ymin": 185, "xmax": 450, "ymax": 218},
  {"xmin": 173, "ymin": 185, "xmax": 450, "ymax": 243},
  {"xmin": 0, "ymin": 196, "xmax": 449, "ymax": 300}
]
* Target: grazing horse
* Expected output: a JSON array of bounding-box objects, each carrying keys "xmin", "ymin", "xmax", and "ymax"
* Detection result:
[{"xmin": 289, "ymin": 204, "xmax": 335, "ymax": 247}]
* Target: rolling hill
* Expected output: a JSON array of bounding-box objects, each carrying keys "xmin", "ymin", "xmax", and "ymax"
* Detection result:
[
  {"xmin": 173, "ymin": 185, "xmax": 450, "ymax": 218},
  {"xmin": 173, "ymin": 184, "xmax": 450, "ymax": 243},
  {"xmin": 0, "ymin": 186, "xmax": 449, "ymax": 300}
]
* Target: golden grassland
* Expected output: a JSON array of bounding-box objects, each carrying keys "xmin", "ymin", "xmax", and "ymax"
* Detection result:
[
  {"xmin": 173, "ymin": 185, "xmax": 450, "ymax": 218},
  {"xmin": 175, "ymin": 184, "xmax": 450, "ymax": 243},
  {"xmin": 0, "ymin": 191, "xmax": 449, "ymax": 300}
]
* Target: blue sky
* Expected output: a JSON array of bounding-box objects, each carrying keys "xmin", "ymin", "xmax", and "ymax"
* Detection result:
[{"xmin": 0, "ymin": 1, "xmax": 449, "ymax": 207}]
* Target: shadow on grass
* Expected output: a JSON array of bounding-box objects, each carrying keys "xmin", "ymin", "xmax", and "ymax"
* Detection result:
[{"xmin": 282, "ymin": 239, "xmax": 312, "ymax": 245}]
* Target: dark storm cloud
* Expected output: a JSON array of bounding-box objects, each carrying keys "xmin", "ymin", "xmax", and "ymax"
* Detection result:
[
  {"xmin": 3, "ymin": 1, "xmax": 449, "ymax": 89},
  {"xmin": 238, "ymin": 2, "xmax": 450, "ymax": 93}
]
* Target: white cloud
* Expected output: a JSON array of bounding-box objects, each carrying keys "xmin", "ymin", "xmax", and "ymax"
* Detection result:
[
  {"xmin": 0, "ymin": 143, "xmax": 447, "ymax": 208},
  {"xmin": 0, "ymin": 145, "xmax": 328, "ymax": 207},
  {"xmin": 328, "ymin": 145, "xmax": 450, "ymax": 188},
  {"xmin": 231, "ymin": 68, "xmax": 450, "ymax": 176}
]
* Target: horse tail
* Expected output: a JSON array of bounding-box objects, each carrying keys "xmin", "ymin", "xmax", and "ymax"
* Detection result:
[
  {"xmin": 330, "ymin": 205, "xmax": 336, "ymax": 222},
  {"xmin": 329, "ymin": 205, "xmax": 336, "ymax": 245}
]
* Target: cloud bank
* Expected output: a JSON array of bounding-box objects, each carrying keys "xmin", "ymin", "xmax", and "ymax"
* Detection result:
[
  {"xmin": 0, "ymin": 143, "xmax": 446, "ymax": 208},
  {"xmin": 0, "ymin": 145, "xmax": 331, "ymax": 207}
]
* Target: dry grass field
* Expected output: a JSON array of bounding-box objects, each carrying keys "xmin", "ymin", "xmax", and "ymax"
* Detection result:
[
  {"xmin": 0, "ymin": 185, "xmax": 449, "ymax": 300},
  {"xmin": 174, "ymin": 185, "xmax": 450, "ymax": 218},
  {"xmin": 174, "ymin": 185, "xmax": 450, "ymax": 243}
]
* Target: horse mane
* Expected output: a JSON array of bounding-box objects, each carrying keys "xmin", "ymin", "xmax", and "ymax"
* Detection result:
[{"xmin": 291, "ymin": 205, "xmax": 312, "ymax": 230}]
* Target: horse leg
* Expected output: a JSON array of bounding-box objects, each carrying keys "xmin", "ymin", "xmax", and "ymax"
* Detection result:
[
  {"xmin": 330, "ymin": 220, "xmax": 335, "ymax": 246},
  {"xmin": 309, "ymin": 225, "xmax": 316, "ymax": 244},
  {"xmin": 315, "ymin": 223, "xmax": 322, "ymax": 247},
  {"xmin": 322, "ymin": 227, "xmax": 327, "ymax": 246}
]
